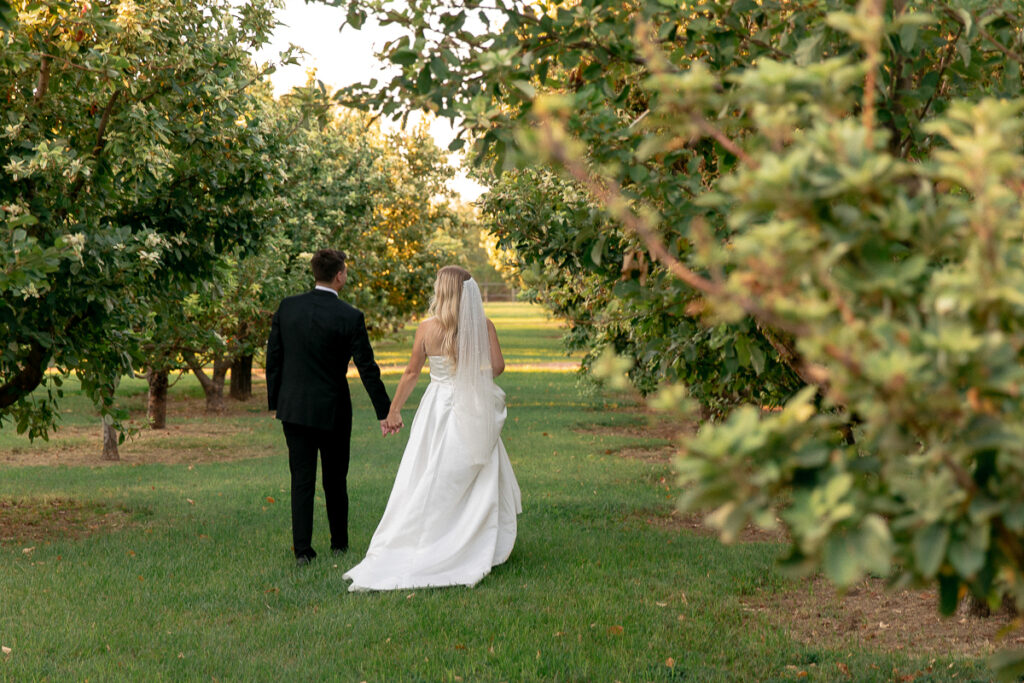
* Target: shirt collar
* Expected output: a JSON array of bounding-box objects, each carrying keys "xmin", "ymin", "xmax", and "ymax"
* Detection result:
[{"xmin": 314, "ymin": 285, "xmax": 339, "ymax": 297}]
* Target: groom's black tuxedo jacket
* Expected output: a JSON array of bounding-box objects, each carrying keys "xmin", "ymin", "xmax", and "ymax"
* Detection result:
[{"xmin": 266, "ymin": 289, "xmax": 391, "ymax": 429}]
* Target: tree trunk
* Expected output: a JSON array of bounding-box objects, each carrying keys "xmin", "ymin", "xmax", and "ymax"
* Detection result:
[
  {"xmin": 184, "ymin": 353, "xmax": 230, "ymax": 413},
  {"xmin": 207, "ymin": 358, "xmax": 229, "ymax": 412},
  {"xmin": 101, "ymin": 419, "xmax": 119, "ymax": 460},
  {"xmin": 147, "ymin": 368, "xmax": 169, "ymax": 429},
  {"xmin": 229, "ymin": 354, "xmax": 253, "ymax": 401}
]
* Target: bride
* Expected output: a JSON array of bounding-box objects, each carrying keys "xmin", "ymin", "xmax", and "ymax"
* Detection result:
[{"xmin": 343, "ymin": 266, "xmax": 522, "ymax": 591}]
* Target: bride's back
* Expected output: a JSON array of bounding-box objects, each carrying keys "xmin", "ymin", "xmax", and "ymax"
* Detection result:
[{"xmin": 418, "ymin": 317, "xmax": 447, "ymax": 358}]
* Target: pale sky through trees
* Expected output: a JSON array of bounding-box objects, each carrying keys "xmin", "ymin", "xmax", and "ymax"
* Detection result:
[{"xmin": 252, "ymin": 0, "xmax": 486, "ymax": 202}]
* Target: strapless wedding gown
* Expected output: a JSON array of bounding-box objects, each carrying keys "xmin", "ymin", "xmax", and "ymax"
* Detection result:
[{"xmin": 343, "ymin": 356, "xmax": 522, "ymax": 591}]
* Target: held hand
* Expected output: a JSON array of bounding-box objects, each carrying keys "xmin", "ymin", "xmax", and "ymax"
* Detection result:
[{"xmin": 381, "ymin": 414, "xmax": 403, "ymax": 436}]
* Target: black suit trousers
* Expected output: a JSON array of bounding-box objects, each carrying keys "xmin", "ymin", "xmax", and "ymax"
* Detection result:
[{"xmin": 282, "ymin": 418, "xmax": 353, "ymax": 558}]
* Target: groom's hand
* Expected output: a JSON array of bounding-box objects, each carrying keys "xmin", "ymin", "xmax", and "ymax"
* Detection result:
[{"xmin": 381, "ymin": 414, "xmax": 403, "ymax": 436}]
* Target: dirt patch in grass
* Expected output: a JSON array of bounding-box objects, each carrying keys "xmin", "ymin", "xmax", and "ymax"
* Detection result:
[
  {"xmin": 609, "ymin": 445, "xmax": 677, "ymax": 464},
  {"xmin": 580, "ymin": 420, "xmax": 692, "ymax": 443},
  {"xmin": 611, "ymin": 405, "xmax": 1018, "ymax": 659},
  {"xmin": 0, "ymin": 498, "xmax": 133, "ymax": 544},
  {"xmin": 632, "ymin": 507, "xmax": 788, "ymax": 543},
  {"xmin": 1, "ymin": 395, "xmax": 276, "ymax": 468},
  {"xmin": 744, "ymin": 575, "xmax": 1021, "ymax": 658},
  {"xmin": 637, "ymin": 503, "xmax": 1019, "ymax": 656}
]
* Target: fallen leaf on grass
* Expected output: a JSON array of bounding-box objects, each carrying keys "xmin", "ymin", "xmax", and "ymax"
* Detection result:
[
  {"xmin": 266, "ymin": 497, "xmax": 275, "ymax": 504},
  {"xmin": 406, "ymin": 592, "xmax": 416, "ymax": 599},
  {"xmin": 655, "ymin": 601, "xmax": 668, "ymax": 607},
  {"xmin": 186, "ymin": 499, "xmax": 195, "ymax": 505},
  {"xmin": 2, "ymin": 646, "xmax": 11, "ymax": 655},
  {"xmin": 665, "ymin": 658, "xmax": 675, "ymax": 667},
  {"xmin": 607, "ymin": 625, "xmax": 624, "ymax": 636},
  {"xmin": 22, "ymin": 547, "xmax": 34, "ymax": 555}
]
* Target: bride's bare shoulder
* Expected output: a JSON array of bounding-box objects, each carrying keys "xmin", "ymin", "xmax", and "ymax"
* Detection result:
[{"xmin": 416, "ymin": 318, "xmax": 443, "ymax": 355}]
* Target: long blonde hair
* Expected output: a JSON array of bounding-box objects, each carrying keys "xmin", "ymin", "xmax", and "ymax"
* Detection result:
[{"xmin": 428, "ymin": 265, "xmax": 472, "ymax": 365}]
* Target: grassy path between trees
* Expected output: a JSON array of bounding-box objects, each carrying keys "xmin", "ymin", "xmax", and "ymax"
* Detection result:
[{"xmin": 0, "ymin": 304, "xmax": 999, "ymax": 680}]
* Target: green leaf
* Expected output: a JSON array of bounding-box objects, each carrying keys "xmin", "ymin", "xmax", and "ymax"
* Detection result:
[
  {"xmin": 510, "ymin": 79, "xmax": 535, "ymax": 98},
  {"xmin": 938, "ymin": 573, "xmax": 960, "ymax": 615},
  {"xmin": 823, "ymin": 534, "xmax": 861, "ymax": 586},
  {"xmin": 416, "ymin": 65, "xmax": 432, "ymax": 94},
  {"xmin": 793, "ymin": 32, "xmax": 822, "ymax": 66},
  {"xmin": 948, "ymin": 534, "xmax": 986, "ymax": 578},
  {"xmin": 390, "ymin": 48, "xmax": 419, "ymax": 66},
  {"xmin": 749, "ymin": 344, "xmax": 765, "ymax": 375},
  {"xmin": 913, "ymin": 522, "xmax": 949, "ymax": 578},
  {"xmin": 734, "ymin": 335, "xmax": 751, "ymax": 368},
  {"xmin": 956, "ymin": 37, "xmax": 971, "ymax": 67},
  {"xmin": 898, "ymin": 22, "xmax": 919, "ymax": 52},
  {"xmin": 9, "ymin": 214, "xmax": 38, "ymax": 229}
]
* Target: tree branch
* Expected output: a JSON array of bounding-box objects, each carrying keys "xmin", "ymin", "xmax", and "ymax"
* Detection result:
[
  {"xmin": 34, "ymin": 54, "xmax": 50, "ymax": 105},
  {"xmin": 0, "ymin": 340, "xmax": 50, "ymax": 410},
  {"xmin": 92, "ymin": 89, "xmax": 119, "ymax": 156},
  {"xmin": 938, "ymin": 3, "xmax": 1024, "ymax": 66},
  {"xmin": 535, "ymin": 115, "xmax": 804, "ymax": 339},
  {"xmin": 690, "ymin": 114, "xmax": 759, "ymax": 169}
]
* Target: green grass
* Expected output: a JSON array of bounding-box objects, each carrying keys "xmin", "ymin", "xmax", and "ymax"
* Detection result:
[
  {"xmin": 0, "ymin": 304, "xmax": 995, "ymax": 681},
  {"xmin": 373, "ymin": 301, "xmax": 580, "ymax": 367}
]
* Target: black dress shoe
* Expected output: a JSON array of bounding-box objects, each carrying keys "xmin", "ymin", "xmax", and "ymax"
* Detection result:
[
  {"xmin": 330, "ymin": 547, "xmax": 348, "ymax": 557},
  {"xmin": 295, "ymin": 550, "xmax": 317, "ymax": 567}
]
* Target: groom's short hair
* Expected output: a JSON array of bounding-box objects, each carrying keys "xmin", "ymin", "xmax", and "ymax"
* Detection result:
[{"xmin": 312, "ymin": 249, "xmax": 347, "ymax": 282}]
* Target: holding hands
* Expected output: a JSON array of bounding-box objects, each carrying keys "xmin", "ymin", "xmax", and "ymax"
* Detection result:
[{"xmin": 381, "ymin": 412, "xmax": 404, "ymax": 437}]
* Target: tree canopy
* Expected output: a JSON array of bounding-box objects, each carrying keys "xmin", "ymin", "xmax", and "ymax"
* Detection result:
[
  {"xmin": 332, "ymin": 0, "xmax": 1024, "ymax": 640},
  {"xmin": 1, "ymin": 1, "xmax": 462, "ymax": 440}
]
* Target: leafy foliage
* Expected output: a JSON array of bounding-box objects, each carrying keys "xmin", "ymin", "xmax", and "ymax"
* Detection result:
[
  {"xmin": 333, "ymin": 0, "xmax": 1024, "ymax": 627},
  {"xmin": 0, "ymin": 0, "xmax": 282, "ymax": 437}
]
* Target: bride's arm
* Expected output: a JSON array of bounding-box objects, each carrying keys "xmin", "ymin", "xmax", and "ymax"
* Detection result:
[
  {"xmin": 386, "ymin": 323, "xmax": 428, "ymax": 425},
  {"xmin": 487, "ymin": 319, "xmax": 505, "ymax": 377}
]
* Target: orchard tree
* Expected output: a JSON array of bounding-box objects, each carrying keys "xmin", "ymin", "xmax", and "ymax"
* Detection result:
[
  {"xmin": 0, "ymin": 0, "xmax": 282, "ymax": 441},
  {"xmin": 147, "ymin": 86, "xmax": 458, "ymax": 420},
  {"xmin": 270, "ymin": 84, "xmax": 455, "ymax": 336},
  {"xmin": 333, "ymin": 0, "xmax": 1024, "ymax": 658},
  {"xmin": 428, "ymin": 201, "xmax": 505, "ymax": 289}
]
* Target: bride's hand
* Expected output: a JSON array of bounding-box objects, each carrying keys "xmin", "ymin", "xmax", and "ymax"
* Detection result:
[{"xmin": 382, "ymin": 413, "xmax": 403, "ymax": 435}]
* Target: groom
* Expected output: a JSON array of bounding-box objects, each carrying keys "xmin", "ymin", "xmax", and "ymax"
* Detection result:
[{"xmin": 266, "ymin": 249, "xmax": 394, "ymax": 566}]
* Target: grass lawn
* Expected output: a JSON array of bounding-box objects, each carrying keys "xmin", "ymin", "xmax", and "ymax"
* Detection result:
[{"xmin": 0, "ymin": 303, "xmax": 999, "ymax": 681}]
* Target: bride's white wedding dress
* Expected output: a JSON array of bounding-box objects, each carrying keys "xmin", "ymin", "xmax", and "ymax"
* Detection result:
[{"xmin": 343, "ymin": 354, "xmax": 522, "ymax": 591}]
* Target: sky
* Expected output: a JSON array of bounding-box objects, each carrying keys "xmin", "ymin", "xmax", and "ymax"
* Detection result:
[{"xmin": 251, "ymin": 1, "xmax": 487, "ymax": 202}]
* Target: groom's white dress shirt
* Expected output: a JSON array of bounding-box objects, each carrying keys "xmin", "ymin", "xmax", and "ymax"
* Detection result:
[{"xmin": 315, "ymin": 285, "xmax": 339, "ymax": 296}]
